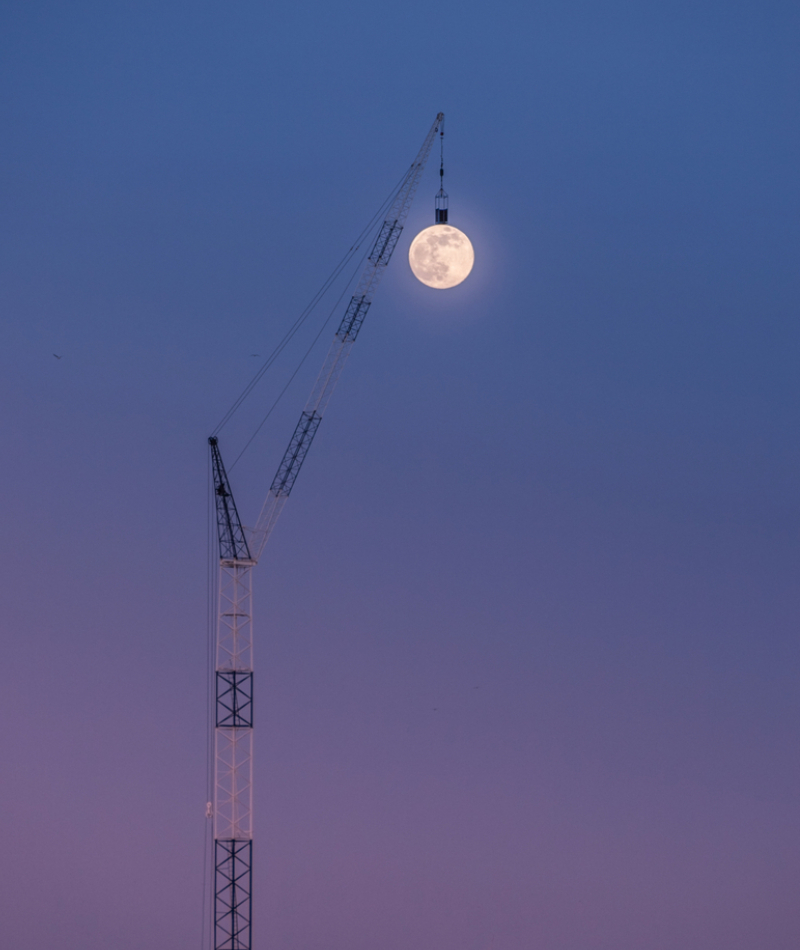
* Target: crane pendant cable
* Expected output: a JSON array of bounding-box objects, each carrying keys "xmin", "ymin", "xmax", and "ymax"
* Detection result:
[{"xmin": 211, "ymin": 168, "xmax": 410, "ymax": 444}]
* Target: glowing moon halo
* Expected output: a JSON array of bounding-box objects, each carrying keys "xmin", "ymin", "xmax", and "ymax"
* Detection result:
[{"xmin": 408, "ymin": 224, "xmax": 474, "ymax": 289}]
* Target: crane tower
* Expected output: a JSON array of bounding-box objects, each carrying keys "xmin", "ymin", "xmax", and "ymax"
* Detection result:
[{"xmin": 207, "ymin": 113, "xmax": 444, "ymax": 950}]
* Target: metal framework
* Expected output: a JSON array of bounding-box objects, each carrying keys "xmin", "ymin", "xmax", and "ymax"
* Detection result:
[
  {"xmin": 207, "ymin": 113, "xmax": 444, "ymax": 950},
  {"xmin": 248, "ymin": 112, "xmax": 444, "ymax": 561},
  {"xmin": 210, "ymin": 438, "xmax": 255, "ymax": 950}
]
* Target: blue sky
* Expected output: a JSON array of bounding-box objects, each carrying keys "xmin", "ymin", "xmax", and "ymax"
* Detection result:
[{"xmin": 1, "ymin": 2, "xmax": 799, "ymax": 948}]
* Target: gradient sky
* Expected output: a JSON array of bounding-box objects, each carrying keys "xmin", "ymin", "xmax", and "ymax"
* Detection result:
[{"xmin": 2, "ymin": 2, "xmax": 800, "ymax": 948}]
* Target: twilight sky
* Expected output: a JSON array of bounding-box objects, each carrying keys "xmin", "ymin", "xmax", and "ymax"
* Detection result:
[{"xmin": 2, "ymin": 2, "xmax": 800, "ymax": 948}]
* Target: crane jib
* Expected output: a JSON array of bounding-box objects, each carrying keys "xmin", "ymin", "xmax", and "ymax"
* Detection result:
[{"xmin": 250, "ymin": 114, "xmax": 442, "ymax": 560}]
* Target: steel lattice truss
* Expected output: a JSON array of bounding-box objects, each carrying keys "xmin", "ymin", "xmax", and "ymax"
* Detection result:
[{"xmin": 249, "ymin": 113, "xmax": 444, "ymax": 561}]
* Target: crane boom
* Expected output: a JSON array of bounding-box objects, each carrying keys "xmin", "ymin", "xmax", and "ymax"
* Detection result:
[{"xmin": 248, "ymin": 112, "xmax": 444, "ymax": 560}]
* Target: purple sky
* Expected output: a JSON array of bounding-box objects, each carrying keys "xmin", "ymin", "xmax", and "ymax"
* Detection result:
[{"xmin": 2, "ymin": 1, "xmax": 800, "ymax": 948}]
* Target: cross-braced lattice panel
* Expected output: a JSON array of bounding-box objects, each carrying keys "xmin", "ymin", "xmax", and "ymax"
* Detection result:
[
  {"xmin": 217, "ymin": 671, "xmax": 253, "ymax": 728},
  {"xmin": 215, "ymin": 838, "xmax": 252, "ymax": 950}
]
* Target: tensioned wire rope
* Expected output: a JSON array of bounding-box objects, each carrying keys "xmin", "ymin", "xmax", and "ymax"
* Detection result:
[
  {"xmin": 201, "ymin": 169, "xmax": 411, "ymax": 948},
  {"xmin": 228, "ymin": 236, "xmax": 375, "ymax": 470},
  {"xmin": 211, "ymin": 166, "xmax": 410, "ymax": 443}
]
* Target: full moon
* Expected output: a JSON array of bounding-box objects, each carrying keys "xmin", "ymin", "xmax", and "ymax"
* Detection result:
[{"xmin": 408, "ymin": 225, "xmax": 474, "ymax": 289}]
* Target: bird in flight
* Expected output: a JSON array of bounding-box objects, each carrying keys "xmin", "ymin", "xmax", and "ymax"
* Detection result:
[{"xmin": 53, "ymin": 354, "xmax": 62, "ymax": 359}]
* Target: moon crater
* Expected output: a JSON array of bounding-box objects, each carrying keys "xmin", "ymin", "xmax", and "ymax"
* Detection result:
[{"xmin": 408, "ymin": 225, "xmax": 474, "ymax": 289}]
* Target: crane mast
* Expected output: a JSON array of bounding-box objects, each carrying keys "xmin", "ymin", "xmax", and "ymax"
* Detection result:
[
  {"xmin": 209, "ymin": 437, "xmax": 255, "ymax": 950},
  {"xmin": 208, "ymin": 113, "xmax": 444, "ymax": 950}
]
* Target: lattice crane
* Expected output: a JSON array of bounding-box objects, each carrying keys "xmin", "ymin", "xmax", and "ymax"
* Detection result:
[{"xmin": 207, "ymin": 112, "xmax": 444, "ymax": 950}]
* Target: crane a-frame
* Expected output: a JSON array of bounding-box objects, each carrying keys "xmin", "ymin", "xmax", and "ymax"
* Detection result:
[{"xmin": 207, "ymin": 113, "xmax": 444, "ymax": 950}]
